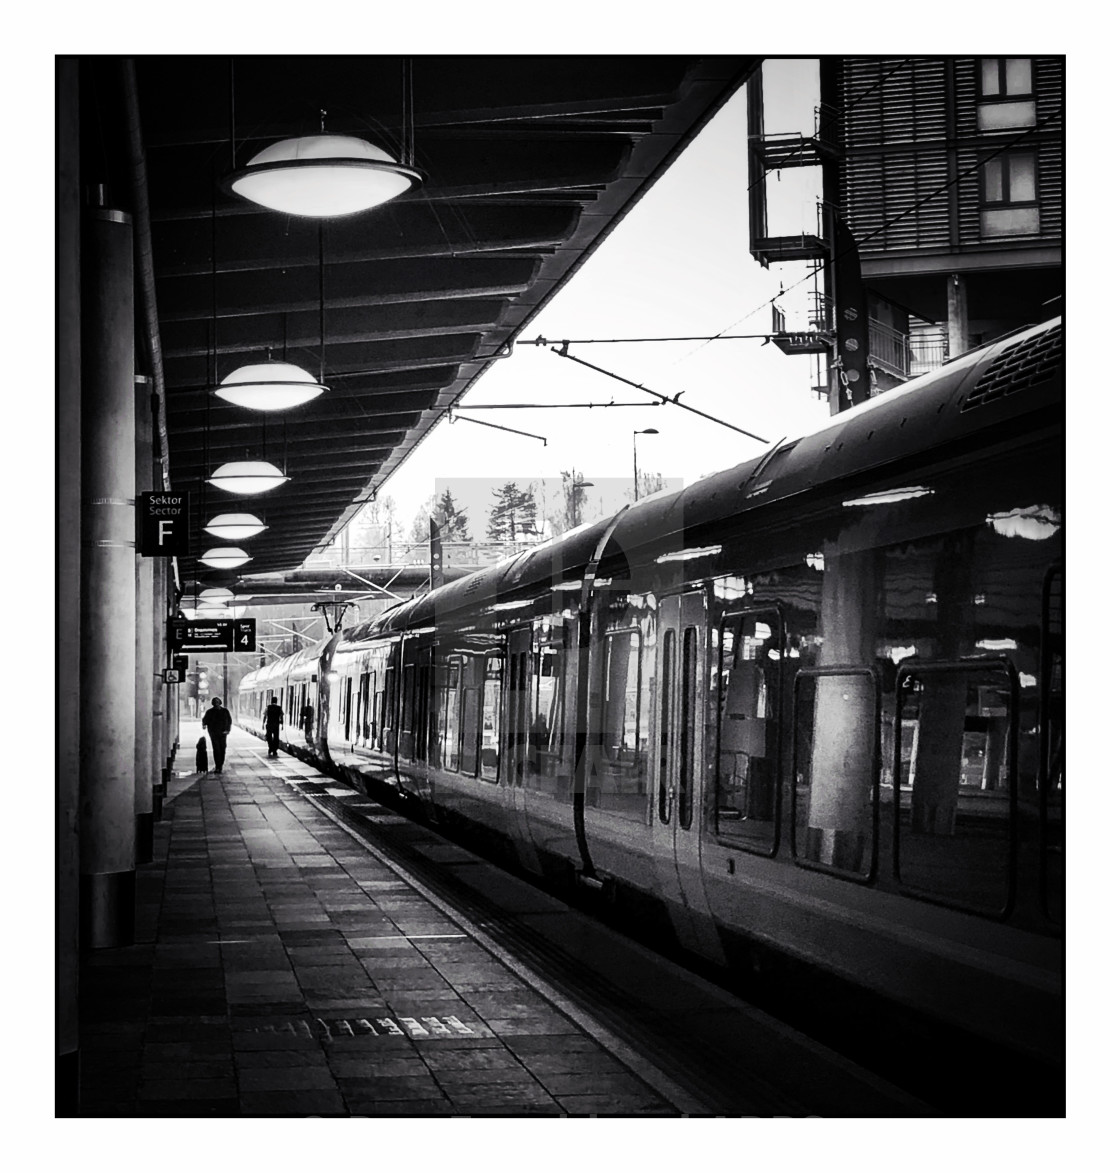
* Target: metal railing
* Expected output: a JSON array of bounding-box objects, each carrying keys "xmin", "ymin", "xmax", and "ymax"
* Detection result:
[
  {"xmin": 869, "ymin": 319, "xmax": 909, "ymax": 380},
  {"xmin": 908, "ymin": 331, "xmax": 950, "ymax": 377},
  {"xmin": 304, "ymin": 541, "xmax": 534, "ymax": 570}
]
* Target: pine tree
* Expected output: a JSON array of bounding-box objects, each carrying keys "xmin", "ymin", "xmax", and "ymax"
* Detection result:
[
  {"xmin": 486, "ymin": 482, "xmax": 538, "ymax": 543},
  {"xmin": 436, "ymin": 488, "xmax": 471, "ymax": 541},
  {"xmin": 410, "ymin": 489, "xmax": 472, "ymax": 544}
]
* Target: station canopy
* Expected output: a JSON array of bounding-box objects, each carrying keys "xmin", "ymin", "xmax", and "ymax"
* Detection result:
[{"xmin": 121, "ymin": 56, "xmax": 756, "ymax": 583}]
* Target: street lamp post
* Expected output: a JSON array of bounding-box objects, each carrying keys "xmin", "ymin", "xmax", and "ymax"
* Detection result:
[{"xmin": 632, "ymin": 429, "xmax": 659, "ymax": 502}]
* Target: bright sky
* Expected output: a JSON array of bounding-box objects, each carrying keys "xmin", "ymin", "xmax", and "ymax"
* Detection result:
[{"xmin": 361, "ymin": 64, "xmax": 832, "ymax": 542}]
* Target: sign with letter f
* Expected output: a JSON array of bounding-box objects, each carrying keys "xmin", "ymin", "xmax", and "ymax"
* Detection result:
[{"xmin": 139, "ymin": 491, "xmax": 190, "ymax": 556}]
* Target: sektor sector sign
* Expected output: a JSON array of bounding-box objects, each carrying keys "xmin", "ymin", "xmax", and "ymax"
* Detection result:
[{"xmin": 138, "ymin": 491, "xmax": 190, "ymax": 556}]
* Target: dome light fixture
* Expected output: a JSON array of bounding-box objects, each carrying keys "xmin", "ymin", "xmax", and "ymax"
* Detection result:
[
  {"xmin": 207, "ymin": 460, "xmax": 289, "ymax": 495},
  {"xmin": 189, "ymin": 604, "xmax": 248, "ymax": 620},
  {"xmin": 199, "ymin": 547, "xmax": 252, "ymax": 570},
  {"xmin": 204, "ymin": 512, "xmax": 269, "ymax": 541},
  {"xmin": 222, "ymin": 134, "xmax": 422, "ymax": 218},
  {"xmin": 215, "ymin": 361, "xmax": 327, "ymax": 411},
  {"xmin": 198, "ymin": 587, "xmax": 235, "ymax": 603}
]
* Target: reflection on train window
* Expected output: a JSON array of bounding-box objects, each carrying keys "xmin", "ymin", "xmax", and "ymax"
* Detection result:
[
  {"xmin": 379, "ymin": 667, "xmax": 395, "ymax": 753},
  {"xmin": 435, "ymin": 660, "xmax": 462, "ymax": 770},
  {"xmin": 510, "ymin": 650, "xmax": 529, "ymax": 787},
  {"xmin": 528, "ymin": 644, "xmax": 565, "ymax": 793},
  {"xmin": 658, "ymin": 630, "xmax": 675, "ymax": 825},
  {"xmin": 602, "ymin": 630, "xmax": 641, "ymax": 764},
  {"xmin": 716, "ymin": 610, "xmax": 783, "ymax": 853},
  {"xmin": 678, "ymin": 627, "xmax": 697, "ymax": 830},
  {"xmin": 460, "ymin": 686, "xmax": 481, "ymax": 776},
  {"xmin": 480, "ymin": 655, "xmax": 502, "ymax": 782},
  {"xmin": 793, "ymin": 669, "xmax": 878, "ymax": 878},
  {"xmin": 592, "ymin": 629, "xmax": 648, "ymax": 822},
  {"xmin": 399, "ymin": 666, "xmax": 415, "ymax": 758},
  {"xmin": 359, "ymin": 671, "xmax": 371, "ymax": 744},
  {"xmin": 894, "ymin": 663, "xmax": 1015, "ymax": 915}
]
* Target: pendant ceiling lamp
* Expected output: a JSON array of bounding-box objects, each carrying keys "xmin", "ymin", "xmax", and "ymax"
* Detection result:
[
  {"xmin": 199, "ymin": 547, "xmax": 253, "ymax": 569},
  {"xmin": 207, "ymin": 461, "xmax": 289, "ymax": 495},
  {"xmin": 223, "ymin": 134, "xmax": 421, "ymax": 218},
  {"xmin": 198, "ymin": 587, "xmax": 234, "ymax": 602},
  {"xmin": 204, "ymin": 512, "xmax": 268, "ymax": 540},
  {"xmin": 190, "ymin": 604, "xmax": 248, "ymax": 620},
  {"xmin": 215, "ymin": 361, "xmax": 327, "ymax": 411}
]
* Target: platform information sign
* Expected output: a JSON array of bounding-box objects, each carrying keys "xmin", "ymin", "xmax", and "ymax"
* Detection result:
[
  {"xmin": 139, "ymin": 492, "xmax": 190, "ymax": 556},
  {"xmin": 170, "ymin": 618, "xmax": 256, "ymax": 652}
]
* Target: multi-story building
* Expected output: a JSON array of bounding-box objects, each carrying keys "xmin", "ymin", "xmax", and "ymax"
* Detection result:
[{"xmin": 748, "ymin": 57, "xmax": 1062, "ymax": 412}]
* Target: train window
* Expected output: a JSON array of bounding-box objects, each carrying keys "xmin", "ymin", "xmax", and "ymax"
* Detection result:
[
  {"xmin": 716, "ymin": 609, "xmax": 784, "ymax": 854},
  {"xmin": 678, "ymin": 627, "xmax": 697, "ymax": 830},
  {"xmin": 416, "ymin": 660, "xmax": 432, "ymax": 764},
  {"xmin": 509, "ymin": 651, "xmax": 529, "ymax": 786},
  {"xmin": 527, "ymin": 644, "xmax": 564, "ymax": 792},
  {"xmin": 602, "ymin": 630, "xmax": 641, "ymax": 765},
  {"xmin": 894, "ymin": 661, "xmax": 1016, "ymax": 916},
  {"xmin": 792, "ymin": 667, "xmax": 880, "ymax": 880},
  {"xmin": 461, "ymin": 686, "xmax": 481, "ymax": 776},
  {"xmin": 359, "ymin": 671, "xmax": 371, "ymax": 744},
  {"xmin": 380, "ymin": 666, "xmax": 395, "ymax": 753},
  {"xmin": 480, "ymin": 655, "xmax": 502, "ymax": 782},
  {"xmin": 344, "ymin": 677, "xmax": 353, "ymax": 742},
  {"xmin": 399, "ymin": 666, "xmax": 415, "ymax": 758},
  {"xmin": 592, "ymin": 629, "xmax": 648, "ymax": 822},
  {"xmin": 658, "ymin": 630, "xmax": 676, "ymax": 825},
  {"xmin": 436, "ymin": 660, "xmax": 462, "ymax": 771}
]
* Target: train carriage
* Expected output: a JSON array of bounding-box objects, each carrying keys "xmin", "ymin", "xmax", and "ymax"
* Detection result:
[{"xmin": 237, "ymin": 317, "xmax": 1063, "ymax": 1105}]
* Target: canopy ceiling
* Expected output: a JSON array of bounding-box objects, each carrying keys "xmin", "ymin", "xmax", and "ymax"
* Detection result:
[{"xmin": 87, "ymin": 55, "xmax": 757, "ymax": 583}]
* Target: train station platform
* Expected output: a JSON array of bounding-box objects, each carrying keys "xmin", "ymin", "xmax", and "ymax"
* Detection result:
[{"xmin": 77, "ymin": 723, "xmax": 929, "ymax": 1118}]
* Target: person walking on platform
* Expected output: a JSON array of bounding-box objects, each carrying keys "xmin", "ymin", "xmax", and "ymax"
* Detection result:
[
  {"xmin": 300, "ymin": 701, "xmax": 315, "ymax": 746},
  {"xmin": 264, "ymin": 695, "xmax": 284, "ymax": 758},
  {"xmin": 202, "ymin": 696, "xmax": 233, "ymax": 773}
]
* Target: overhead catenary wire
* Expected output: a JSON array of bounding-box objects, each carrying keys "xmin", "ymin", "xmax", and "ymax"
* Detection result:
[{"xmin": 549, "ymin": 347, "xmax": 769, "ymax": 444}]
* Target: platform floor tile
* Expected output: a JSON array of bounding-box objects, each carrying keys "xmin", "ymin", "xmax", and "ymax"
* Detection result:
[{"xmin": 76, "ymin": 727, "xmax": 681, "ymax": 1117}]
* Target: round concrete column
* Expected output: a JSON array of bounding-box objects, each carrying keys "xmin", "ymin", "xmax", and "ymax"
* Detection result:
[
  {"xmin": 152, "ymin": 553, "xmax": 167, "ymax": 822},
  {"xmin": 134, "ymin": 375, "xmax": 154, "ymax": 863},
  {"xmin": 80, "ymin": 205, "xmax": 137, "ymax": 949}
]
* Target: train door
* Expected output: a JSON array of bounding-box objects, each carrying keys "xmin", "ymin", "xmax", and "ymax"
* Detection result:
[
  {"xmin": 651, "ymin": 591, "xmax": 723, "ymax": 962},
  {"xmin": 504, "ymin": 627, "xmax": 541, "ymax": 871}
]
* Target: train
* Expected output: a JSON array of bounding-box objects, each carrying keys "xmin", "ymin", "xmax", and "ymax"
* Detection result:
[{"xmin": 238, "ymin": 317, "xmax": 1063, "ymax": 1110}]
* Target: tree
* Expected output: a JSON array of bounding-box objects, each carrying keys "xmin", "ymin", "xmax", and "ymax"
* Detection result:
[
  {"xmin": 486, "ymin": 482, "xmax": 539, "ymax": 543},
  {"xmin": 409, "ymin": 488, "xmax": 472, "ymax": 544},
  {"xmin": 545, "ymin": 469, "xmax": 593, "ymax": 537},
  {"xmin": 633, "ymin": 470, "xmax": 667, "ymax": 502},
  {"xmin": 347, "ymin": 494, "xmax": 399, "ymax": 558}
]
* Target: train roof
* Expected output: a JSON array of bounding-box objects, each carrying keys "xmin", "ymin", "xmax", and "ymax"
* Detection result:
[
  {"xmin": 239, "ymin": 639, "xmax": 327, "ymax": 691},
  {"xmin": 333, "ymin": 316, "xmax": 1060, "ymax": 642},
  {"xmin": 608, "ymin": 316, "xmax": 1062, "ymax": 560}
]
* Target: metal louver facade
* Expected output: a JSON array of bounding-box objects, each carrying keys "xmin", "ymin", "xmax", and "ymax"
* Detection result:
[{"xmin": 840, "ymin": 56, "xmax": 1063, "ymax": 258}]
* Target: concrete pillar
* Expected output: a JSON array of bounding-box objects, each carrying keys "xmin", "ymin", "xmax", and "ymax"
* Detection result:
[
  {"xmin": 911, "ymin": 533, "xmax": 974, "ymax": 835},
  {"xmin": 134, "ymin": 376, "xmax": 155, "ymax": 863},
  {"xmin": 152, "ymin": 552, "xmax": 165, "ymax": 822},
  {"xmin": 806, "ymin": 548, "xmax": 879, "ymax": 871},
  {"xmin": 80, "ymin": 201, "xmax": 137, "ymax": 949},
  {"xmin": 57, "ymin": 56, "xmax": 82, "ymax": 1115},
  {"xmin": 947, "ymin": 273, "xmax": 969, "ymax": 358}
]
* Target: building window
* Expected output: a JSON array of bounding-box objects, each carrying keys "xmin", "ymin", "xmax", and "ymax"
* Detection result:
[
  {"xmin": 980, "ymin": 58, "xmax": 1033, "ymax": 98},
  {"xmin": 978, "ymin": 58, "xmax": 1036, "ymax": 131},
  {"xmin": 981, "ymin": 151, "xmax": 1040, "ymax": 237}
]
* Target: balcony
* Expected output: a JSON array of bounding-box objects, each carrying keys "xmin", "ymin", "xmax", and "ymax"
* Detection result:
[
  {"xmin": 869, "ymin": 321, "xmax": 950, "ymax": 382},
  {"xmin": 753, "ymin": 104, "xmax": 841, "ymax": 170}
]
